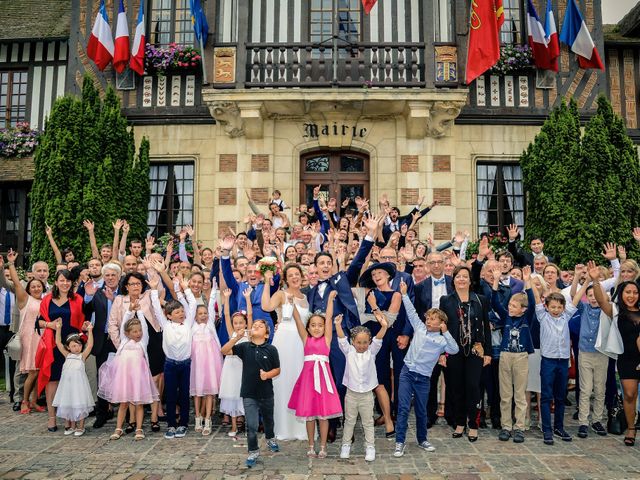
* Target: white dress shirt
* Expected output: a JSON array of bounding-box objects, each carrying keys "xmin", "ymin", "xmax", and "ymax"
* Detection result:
[
  {"xmin": 150, "ymin": 289, "xmax": 197, "ymax": 361},
  {"xmin": 431, "ymin": 275, "xmax": 447, "ymax": 309},
  {"xmin": 536, "ymin": 303, "xmax": 577, "ymax": 359},
  {"xmin": 338, "ymin": 336, "xmax": 382, "ymax": 393}
]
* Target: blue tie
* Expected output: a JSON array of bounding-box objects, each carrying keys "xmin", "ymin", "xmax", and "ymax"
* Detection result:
[
  {"xmin": 433, "ymin": 278, "xmax": 446, "ymax": 286},
  {"xmin": 3, "ymin": 290, "xmax": 11, "ymax": 326}
]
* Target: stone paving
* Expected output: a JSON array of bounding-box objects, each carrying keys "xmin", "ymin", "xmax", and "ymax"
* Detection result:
[{"xmin": 0, "ymin": 391, "xmax": 639, "ymax": 480}]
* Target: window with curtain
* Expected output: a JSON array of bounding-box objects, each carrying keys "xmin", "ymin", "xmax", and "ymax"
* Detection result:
[
  {"xmin": 147, "ymin": 162, "xmax": 194, "ymax": 237},
  {"xmin": 150, "ymin": 0, "xmax": 195, "ymax": 47},
  {"xmin": 500, "ymin": 0, "xmax": 524, "ymax": 45},
  {"xmin": 434, "ymin": 0, "xmax": 454, "ymax": 42},
  {"xmin": 310, "ymin": 0, "xmax": 361, "ymax": 45},
  {"xmin": 477, "ymin": 162, "xmax": 524, "ymax": 236},
  {"xmin": 0, "ymin": 71, "xmax": 28, "ymax": 128}
]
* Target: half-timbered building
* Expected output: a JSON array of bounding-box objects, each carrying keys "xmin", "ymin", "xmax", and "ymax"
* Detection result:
[{"xmin": 0, "ymin": 0, "xmax": 632, "ymax": 259}]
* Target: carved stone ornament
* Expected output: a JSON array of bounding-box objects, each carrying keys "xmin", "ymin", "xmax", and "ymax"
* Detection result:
[
  {"xmin": 209, "ymin": 102, "xmax": 245, "ymax": 137},
  {"xmin": 426, "ymin": 100, "xmax": 465, "ymax": 138}
]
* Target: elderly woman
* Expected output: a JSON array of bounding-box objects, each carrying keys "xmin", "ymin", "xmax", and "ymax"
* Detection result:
[
  {"xmin": 5, "ymin": 250, "xmax": 46, "ymax": 415},
  {"xmin": 108, "ymin": 272, "xmax": 164, "ymax": 431},
  {"xmin": 439, "ymin": 265, "xmax": 491, "ymax": 441}
]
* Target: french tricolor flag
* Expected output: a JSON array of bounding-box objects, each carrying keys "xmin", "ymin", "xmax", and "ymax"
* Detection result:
[
  {"xmin": 87, "ymin": 0, "xmax": 114, "ymax": 71},
  {"xmin": 544, "ymin": 0, "xmax": 560, "ymax": 72},
  {"xmin": 113, "ymin": 0, "xmax": 130, "ymax": 73},
  {"xmin": 130, "ymin": 0, "xmax": 146, "ymax": 75},
  {"xmin": 527, "ymin": 0, "xmax": 556, "ymax": 71},
  {"xmin": 559, "ymin": 0, "xmax": 604, "ymax": 70}
]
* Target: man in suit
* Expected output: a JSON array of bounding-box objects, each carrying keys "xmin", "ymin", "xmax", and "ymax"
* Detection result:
[
  {"xmin": 84, "ymin": 262, "xmax": 121, "ymax": 428},
  {"xmin": 219, "ymin": 239, "xmax": 280, "ymax": 343},
  {"xmin": 496, "ymin": 251, "xmax": 525, "ymax": 294},
  {"xmin": 307, "ymin": 214, "xmax": 379, "ymax": 441},
  {"xmin": 506, "ymin": 224, "xmax": 554, "ymax": 268},
  {"xmin": 414, "ymin": 251, "xmax": 455, "ymax": 427},
  {"xmin": 382, "ymin": 200, "xmax": 438, "ymax": 243}
]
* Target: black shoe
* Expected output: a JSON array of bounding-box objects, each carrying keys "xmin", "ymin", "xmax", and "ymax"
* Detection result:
[
  {"xmin": 93, "ymin": 416, "xmax": 107, "ymax": 429},
  {"xmin": 498, "ymin": 429, "xmax": 511, "ymax": 441},
  {"xmin": 468, "ymin": 434, "xmax": 478, "ymax": 442},
  {"xmin": 577, "ymin": 425, "xmax": 588, "ymax": 438},
  {"xmin": 591, "ymin": 422, "xmax": 607, "ymax": 436},
  {"xmin": 543, "ymin": 431, "xmax": 554, "ymax": 445},
  {"xmin": 553, "ymin": 428, "xmax": 572, "ymax": 442},
  {"xmin": 385, "ymin": 430, "xmax": 396, "ymax": 439},
  {"xmin": 452, "ymin": 428, "xmax": 465, "ymax": 438},
  {"xmin": 12, "ymin": 402, "xmax": 21, "ymax": 412},
  {"xmin": 513, "ymin": 430, "xmax": 525, "ymax": 443}
]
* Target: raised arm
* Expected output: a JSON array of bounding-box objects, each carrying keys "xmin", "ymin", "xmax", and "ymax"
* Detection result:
[
  {"xmin": 54, "ymin": 320, "xmax": 69, "ymax": 357},
  {"xmin": 82, "ymin": 220, "xmax": 100, "ymax": 259},
  {"xmin": 111, "ymin": 219, "xmax": 123, "ymax": 261},
  {"xmin": 82, "ymin": 323, "xmax": 94, "ymax": 361},
  {"xmin": 324, "ymin": 290, "xmax": 337, "ymax": 346},
  {"xmin": 292, "ymin": 302, "xmax": 308, "ymax": 342},
  {"xmin": 5, "ymin": 250, "xmax": 27, "ymax": 307},
  {"xmin": 222, "ymin": 288, "xmax": 234, "ymax": 337},
  {"xmin": 400, "ymin": 280, "xmax": 423, "ymax": 331},
  {"xmin": 118, "ymin": 221, "xmax": 130, "ymax": 258},
  {"xmin": 45, "ymin": 224, "xmax": 63, "ymax": 264},
  {"xmin": 588, "ymin": 261, "xmax": 613, "ymax": 318},
  {"xmin": 261, "ymin": 269, "xmax": 281, "ymax": 312}
]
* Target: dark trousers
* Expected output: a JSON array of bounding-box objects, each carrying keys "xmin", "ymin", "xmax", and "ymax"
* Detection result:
[
  {"xmin": 243, "ymin": 396, "xmax": 275, "ymax": 452},
  {"xmin": 480, "ymin": 359, "xmax": 501, "ymax": 423},
  {"xmin": 164, "ymin": 358, "xmax": 191, "ymax": 428},
  {"xmin": 395, "ymin": 366, "xmax": 430, "ymax": 444},
  {"xmin": 605, "ymin": 357, "xmax": 618, "ymax": 410},
  {"xmin": 540, "ymin": 356, "xmax": 569, "ymax": 433},
  {"xmin": 95, "ymin": 337, "xmax": 117, "ymax": 420},
  {"xmin": 571, "ymin": 333, "xmax": 580, "ymax": 405},
  {"xmin": 448, "ymin": 352, "xmax": 484, "ymax": 429},
  {"xmin": 427, "ymin": 363, "xmax": 454, "ymax": 426}
]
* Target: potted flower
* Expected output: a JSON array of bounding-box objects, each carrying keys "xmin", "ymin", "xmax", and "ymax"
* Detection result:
[
  {"xmin": 490, "ymin": 44, "xmax": 534, "ymax": 75},
  {"xmin": 0, "ymin": 122, "xmax": 41, "ymax": 158},
  {"xmin": 144, "ymin": 43, "xmax": 202, "ymax": 76}
]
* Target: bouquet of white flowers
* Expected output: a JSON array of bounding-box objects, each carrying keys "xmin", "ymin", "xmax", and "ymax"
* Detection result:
[{"xmin": 257, "ymin": 256, "xmax": 279, "ymax": 276}]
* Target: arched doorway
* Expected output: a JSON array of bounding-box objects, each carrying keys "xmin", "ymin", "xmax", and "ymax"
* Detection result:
[{"xmin": 300, "ymin": 150, "xmax": 369, "ymax": 211}]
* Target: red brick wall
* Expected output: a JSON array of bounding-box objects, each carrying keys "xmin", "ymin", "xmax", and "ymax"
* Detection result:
[{"xmin": 219, "ymin": 154, "xmax": 237, "ymax": 172}]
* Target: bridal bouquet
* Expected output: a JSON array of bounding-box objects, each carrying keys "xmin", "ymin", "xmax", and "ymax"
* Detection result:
[{"xmin": 257, "ymin": 256, "xmax": 279, "ymax": 276}]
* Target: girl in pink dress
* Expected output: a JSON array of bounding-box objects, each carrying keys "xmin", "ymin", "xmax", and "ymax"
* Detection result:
[
  {"xmin": 191, "ymin": 293, "xmax": 224, "ymax": 436},
  {"xmin": 98, "ymin": 309, "xmax": 159, "ymax": 441},
  {"xmin": 288, "ymin": 290, "xmax": 342, "ymax": 458}
]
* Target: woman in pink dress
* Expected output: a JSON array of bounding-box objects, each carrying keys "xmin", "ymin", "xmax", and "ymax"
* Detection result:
[
  {"xmin": 288, "ymin": 290, "xmax": 342, "ymax": 459},
  {"xmin": 5, "ymin": 250, "xmax": 46, "ymax": 414}
]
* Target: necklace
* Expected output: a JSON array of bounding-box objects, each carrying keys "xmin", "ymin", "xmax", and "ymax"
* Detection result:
[{"xmin": 457, "ymin": 300, "xmax": 472, "ymax": 357}]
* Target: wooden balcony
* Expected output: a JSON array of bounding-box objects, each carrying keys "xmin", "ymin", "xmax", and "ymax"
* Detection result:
[{"xmin": 244, "ymin": 42, "xmax": 426, "ymax": 88}]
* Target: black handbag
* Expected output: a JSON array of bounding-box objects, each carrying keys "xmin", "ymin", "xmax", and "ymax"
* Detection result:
[{"xmin": 607, "ymin": 394, "xmax": 628, "ymax": 435}]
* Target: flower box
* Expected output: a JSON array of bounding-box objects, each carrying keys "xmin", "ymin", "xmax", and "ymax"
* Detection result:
[
  {"xmin": 0, "ymin": 122, "xmax": 40, "ymax": 158},
  {"xmin": 144, "ymin": 43, "xmax": 202, "ymax": 76},
  {"xmin": 490, "ymin": 44, "xmax": 534, "ymax": 76}
]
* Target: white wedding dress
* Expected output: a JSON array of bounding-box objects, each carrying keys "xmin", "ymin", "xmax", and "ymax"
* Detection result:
[{"xmin": 272, "ymin": 294, "xmax": 309, "ymax": 440}]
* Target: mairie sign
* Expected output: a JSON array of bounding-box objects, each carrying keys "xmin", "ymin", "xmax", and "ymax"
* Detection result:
[{"xmin": 303, "ymin": 122, "xmax": 368, "ymax": 139}]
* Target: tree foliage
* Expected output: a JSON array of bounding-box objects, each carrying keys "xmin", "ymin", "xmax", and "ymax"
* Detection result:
[
  {"xmin": 521, "ymin": 96, "xmax": 640, "ymax": 269},
  {"xmin": 30, "ymin": 75, "xmax": 150, "ymax": 266}
]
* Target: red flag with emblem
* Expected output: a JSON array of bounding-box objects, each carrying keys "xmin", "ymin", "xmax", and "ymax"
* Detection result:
[
  {"xmin": 465, "ymin": 0, "xmax": 502, "ymax": 84},
  {"xmin": 362, "ymin": 0, "xmax": 377, "ymax": 14}
]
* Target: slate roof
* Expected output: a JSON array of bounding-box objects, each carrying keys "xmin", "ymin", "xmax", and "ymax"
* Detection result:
[{"xmin": 0, "ymin": 0, "xmax": 71, "ymax": 41}]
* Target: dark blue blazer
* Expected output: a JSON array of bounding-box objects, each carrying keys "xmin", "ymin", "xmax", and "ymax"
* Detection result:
[
  {"xmin": 414, "ymin": 275, "xmax": 454, "ymax": 319},
  {"xmin": 307, "ymin": 238, "xmax": 374, "ymax": 330}
]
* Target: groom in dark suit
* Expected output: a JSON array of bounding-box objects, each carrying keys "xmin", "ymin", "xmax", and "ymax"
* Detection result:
[
  {"xmin": 307, "ymin": 213, "xmax": 380, "ymax": 441},
  {"xmin": 414, "ymin": 251, "xmax": 455, "ymax": 427}
]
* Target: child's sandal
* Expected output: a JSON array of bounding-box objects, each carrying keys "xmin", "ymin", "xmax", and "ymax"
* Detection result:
[
  {"xmin": 317, "ymin": 446, "xmax": 327, "ymax": 459},
  {"xmin": 110, "ymin": 428, "xmax": 124, "ymax": 440},
  {"xmin": 134, "ymin": 429, "xmax": 145, "ymax": 440}
]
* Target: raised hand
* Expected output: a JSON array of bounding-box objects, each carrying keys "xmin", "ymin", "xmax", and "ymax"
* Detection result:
[
  {"xmin": 220, "ymin": 235, "xmax": 235, "ymax": 251},
  {"xmin": 112, "ymin": 218, "xmax": 124, "ymax": 230},
  {"xmin": 633, "ymin": 227, "xmax": 640, "ymax": 243},
  {"xmin": 363, "ymin": 215, "xmax": 379, "ymax": 236},
  {"xmin": 506, "ymin": 224, "xmax": 519, "ymax": 241},
  {"xmin": 327, "ymin": 290, "xmax": 338, "ymax": 302},
  {"xmin": 377, "ymin": 312, "xmax": 388, "ymax": 329},
  {"xmin": 146, "ymin": 236, "xmax": 156, "ymax": 251},
  {"xmin": 341, "ymin": 198, "xmax": 349, "ymax": 208},
  {"xmin": 522, "ymin": 265, "xmax": 531, "ymax": 282},
  {"xmin": 399, "ymin": 280, "xmax": 408, "ymax": 296},
  {"xmin": 491, "ymin": 267, "xmax": 502, "ymax": 282},
  {"xmin": 6, "ymin": 249, "xmax": 18, "ymax": 264},
  {"xmin": 129, "ymin": 299, "xmax": 140, "ymax": 312},
  {"xmin": 185, "ymin": 225, "xmax": 195, "ymax": 238},
  {"xmin": 146, "ymin": 274, "xmax": 160, "ymax": 290},
  {"xmin": 83, "ymin": 219, "xmax": 95, "ymax": 231},
  {"xmin": 334, "ymin": 314, "xmax": 344, "ymax": 327},
  {"xmin": 618, "ymin": 245, "xmax": 627, "ymax": 261},
  {"xmin": 104, "ymin": 286, "xmax": 115, "ymax": 302},
  {"xmin": 313, "ymin": 184, "xmax": 321, "ymax": 198},
  {"xmin": 222, "ymin": 288, "xmax": 232, "ymax": 299},
  {"xmin": 601, "ymin": 242, "xmax": 617, "ymax": 261},
  {"xmin": 45, "ymin": 224, "xmax": 53, "ymax": 236},
  {"xmin": 84, "ymin": 280, "xmax": 98, "ymax": 296},
  {"xmin": 122, "ymin": 221, "xmax": 130, "ymax": 233},
  {"xmin": 587, "ymin": 260, "xmax": 600, "ymax": 281},
  {"xmin": 478, "ymin": 236, "xmax": 491, "ymax": 259}
]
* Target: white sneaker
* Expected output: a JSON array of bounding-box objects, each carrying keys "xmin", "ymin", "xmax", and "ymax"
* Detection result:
[
  {"xmin": 417, "ymin": 440, "xmax": 435, "ymax": 452},
  {"xmin": 195, "ymin": 416, "xmax": 203, "ymax": 432},
  {"xmin": 339, "ymin": 443, "xmax": 351, "ymax": 459},
  {"xmin": 365, "ymin": 446, "xmax": 376, "ymax": 462},
  {"xmin": 228, "ymin": 430, "xmax": 237, "ymax": 437},
  {"xmin": 393, "ymin": 442, "xmax": 405, "ymax": 457}
]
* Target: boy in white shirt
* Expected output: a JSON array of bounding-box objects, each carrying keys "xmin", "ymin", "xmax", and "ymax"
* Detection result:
[
  {"xmin": 149, "ymin": 277, "xmax": 197, "ymax": 439},
  {"xmin": 336, "ymin": 313, "xmax": 388, "ymax": 462}
]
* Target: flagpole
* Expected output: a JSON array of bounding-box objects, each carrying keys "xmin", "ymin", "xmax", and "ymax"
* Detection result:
[{"xmin": 199, "ymin": 35, "xmax": 209, "ymax": 85}]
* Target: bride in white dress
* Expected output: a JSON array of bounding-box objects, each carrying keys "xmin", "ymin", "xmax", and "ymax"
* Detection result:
[{"xmin": 262, "ymin": 265, "xmax": 309, "ymax": 440}]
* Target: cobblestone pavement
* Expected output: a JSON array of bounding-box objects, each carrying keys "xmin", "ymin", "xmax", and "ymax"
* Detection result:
[{"xmin": 1, "ymin": 392, "xmax": 638, "ymax": 480}]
